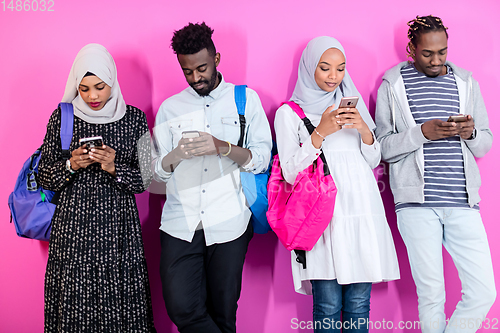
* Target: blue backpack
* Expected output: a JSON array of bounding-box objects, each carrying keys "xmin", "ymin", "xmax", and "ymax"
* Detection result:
[
  {"xmin": 8, "ymin": 103, "xmax": 74, "ymax": 241},
  {"xmin": 234, "ymin": 85, "xmax": 272, "ymax": 234}
]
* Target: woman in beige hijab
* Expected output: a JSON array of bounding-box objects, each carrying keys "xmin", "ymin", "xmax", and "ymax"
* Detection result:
[{"xmin": 39, "ymin": 43, "xmax": 156, "ymax": 332}]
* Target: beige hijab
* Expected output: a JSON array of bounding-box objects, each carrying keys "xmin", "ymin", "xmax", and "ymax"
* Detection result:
[{"xmin": 62, "ymin": 43, "xmax": 126, "ymax": 124}]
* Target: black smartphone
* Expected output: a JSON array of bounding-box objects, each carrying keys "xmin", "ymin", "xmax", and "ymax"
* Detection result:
[{"xmin": 79, "ymin": 136, "xmax": 103, "ymax": 150}]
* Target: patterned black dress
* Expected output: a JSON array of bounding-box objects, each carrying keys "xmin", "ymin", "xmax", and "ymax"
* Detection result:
[{"xmin": 39, "ymin": 105, "xmax": 156, "ymax": 332}]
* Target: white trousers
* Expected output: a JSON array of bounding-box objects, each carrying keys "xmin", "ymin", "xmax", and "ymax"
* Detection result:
[{"xmin": 397, "ymin": 208, "xmax": 496, "ymax": 333}]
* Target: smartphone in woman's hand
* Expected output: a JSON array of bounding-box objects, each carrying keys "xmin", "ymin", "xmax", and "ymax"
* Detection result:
[
  {"xmin": 338, "ymin": 96, "xmax": 359, "ymax": 113},
  {"xmin": 79, "ymin": 136, "xmax": 103, "ymax": 150}
]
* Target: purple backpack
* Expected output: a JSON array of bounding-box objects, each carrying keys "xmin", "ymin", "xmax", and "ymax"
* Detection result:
[{"xmin": 8, "ymin": 103, "xmax": 74, "ymax": 241}]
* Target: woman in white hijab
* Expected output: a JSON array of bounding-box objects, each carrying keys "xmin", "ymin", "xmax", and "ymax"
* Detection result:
[
  {"xmin": 39, "ymin": 44, "xmax": 155, "ymax": 332},
  {"xmin": 274, "ymin": 37, "xmax": 400, "ymax": 333}
]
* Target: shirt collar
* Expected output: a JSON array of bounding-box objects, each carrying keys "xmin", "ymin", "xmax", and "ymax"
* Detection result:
[{"xmin": 406, "ymin": 63, "xmax": 452, "ymax": 78}]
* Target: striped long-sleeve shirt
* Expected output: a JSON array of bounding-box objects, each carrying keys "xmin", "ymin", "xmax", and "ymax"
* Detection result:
[{"xmin": 396, "ymin": 64, "xmax": 478, "ymax": 211}]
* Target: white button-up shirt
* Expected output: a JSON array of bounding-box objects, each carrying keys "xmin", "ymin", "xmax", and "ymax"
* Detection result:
[{"xmin": 153, "ymin": 74, "xmax": 272, "ymax": 245}]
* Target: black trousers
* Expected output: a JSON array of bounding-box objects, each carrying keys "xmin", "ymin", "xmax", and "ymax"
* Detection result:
[{"xmin": 160, "ymin": 223, "xmax": 253, "ymax": 333}]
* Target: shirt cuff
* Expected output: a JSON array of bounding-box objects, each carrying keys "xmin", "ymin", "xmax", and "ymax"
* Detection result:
[
  {"xmin": 305, "ymin": 135, "xmax": 322, "ymax": 159},
  {"xmin": 360, "ymin": 132, "xmax": 380, "ymax": 151},
  {"xmin": 242, "ymin": 150, "xmax": 260, "ymax": 172},
  {"xmin": 360, "ymin": 132, "xmax": 381, "ymax": 168},
  {"xmin": 413, "ymin": 124, "xmax": 431, "ymax": 146},
  {"xmin": 154, "ymin": 156, "xmax": 173, "ymax": 181}
]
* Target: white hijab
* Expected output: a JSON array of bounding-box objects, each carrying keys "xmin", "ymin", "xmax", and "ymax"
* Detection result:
[
  {"xmin": 62, "ymin": 43, "xmax": 126, "ymax": 124},
  {"xmin": 291, "ymin": 36, "xmax": 375, "ymax": 129}
]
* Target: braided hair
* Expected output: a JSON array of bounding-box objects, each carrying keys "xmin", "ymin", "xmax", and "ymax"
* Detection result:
[{"xmin": 406, "ymin": 15, "xmax": 448, "ymax": 60}]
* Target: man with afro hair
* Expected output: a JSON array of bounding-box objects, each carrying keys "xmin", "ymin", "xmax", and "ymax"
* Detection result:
[{"xmin": 152, "ymin": 22, "xmax": 272, "ymax": 333}]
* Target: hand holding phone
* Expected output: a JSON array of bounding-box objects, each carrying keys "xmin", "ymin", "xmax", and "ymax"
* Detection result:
[
  {"xmin": 70, "ymin": 138, "xmax": 101, "ymax": 170},
  {"xmin": 178, "ymin": 131, "xmax": 200, "ymax": 159}
]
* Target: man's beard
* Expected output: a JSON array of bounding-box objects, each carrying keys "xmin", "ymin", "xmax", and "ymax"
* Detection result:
[{"xmin": 191, "ymin": 68, "xmax": 218, "ymax": 97}]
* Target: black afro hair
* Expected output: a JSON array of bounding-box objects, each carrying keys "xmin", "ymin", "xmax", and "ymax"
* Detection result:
[{"xmin": 171, "ymin": 22, "xmax": 216, "ymax": 56}]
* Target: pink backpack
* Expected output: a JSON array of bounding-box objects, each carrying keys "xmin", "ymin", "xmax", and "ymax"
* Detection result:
[{"xmin": 267, "ymin": 101, "xmax": 337, "ymax": 251}]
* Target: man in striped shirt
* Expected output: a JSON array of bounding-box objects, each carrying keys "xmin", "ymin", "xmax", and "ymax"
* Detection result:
[{"xmin": 375, "ymin": 15, "xmax": 495, "ymax": 333}]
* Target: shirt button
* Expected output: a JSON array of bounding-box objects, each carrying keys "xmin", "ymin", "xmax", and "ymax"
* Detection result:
[
  {"xmin": 117, "ymin": 177, "xmax": 122, "ymax": 182},
  {"xmin": 202, "ymin": 189, "xmax": 206, "ymax": 193},
  {"xmin": 206, "ymin": 104, "xmax": 210, "ymax": 107},
  {"xmin": 204, "ymin": 168, "xmax": 208, "ymax": 172},
  {"xmin": 206, "ymin": 125, "xmax": 210, "ymax": 128},
  {"xmin": 201, "ymin": 211, "xmax": 204, "ymax": 214}
]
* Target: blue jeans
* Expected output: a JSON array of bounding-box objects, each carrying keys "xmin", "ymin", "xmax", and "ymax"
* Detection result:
[
  {"xmin": 311, "ymin": 280, "xmax": 372, "ymax": 333},
  {"xmin": 397, "ymin": 208, "xmax": 496, "ymax": 333}
]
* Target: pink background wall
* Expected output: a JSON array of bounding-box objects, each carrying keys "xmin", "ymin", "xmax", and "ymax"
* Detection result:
[{"xmin": 1, "ymin": 0, "xmax": 499, "ymax": 332}]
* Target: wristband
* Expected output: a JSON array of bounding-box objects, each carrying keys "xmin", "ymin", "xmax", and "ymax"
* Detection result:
[
  {"xmin": 221, "ymin": 141, "xmax": 232, "ymax": 156},
  {"xmin": 66, "ymin": 159, "xmax": 76, "ymax": 174}
]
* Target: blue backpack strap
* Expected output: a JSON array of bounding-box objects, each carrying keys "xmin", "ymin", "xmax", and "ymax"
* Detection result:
[
  {"xmin": 234, "ymin": 85, "xmax": 247, "ymax": 147},
  {"xmin": 58, "ymin": 103, "xmax": 74, "ymax": 159}
]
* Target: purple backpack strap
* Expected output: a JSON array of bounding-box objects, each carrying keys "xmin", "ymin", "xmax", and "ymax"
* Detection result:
[{"xmin": 58, "ymin": 102, "xmax": 74, "ymax": 159}]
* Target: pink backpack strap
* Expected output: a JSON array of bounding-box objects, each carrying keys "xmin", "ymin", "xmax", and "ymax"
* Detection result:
[
  {"xmin": 282, "ymin": 101, "xmax": 306, "ymax": 119},
  {"xmin": 280, "ymin": 100, "xmax": 331, "ymax": 177}
]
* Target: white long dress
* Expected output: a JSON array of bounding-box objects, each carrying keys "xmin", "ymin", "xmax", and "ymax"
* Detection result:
[{"xmin": 274, "ymin": 103, "xmax": 400, "ymax": 295}]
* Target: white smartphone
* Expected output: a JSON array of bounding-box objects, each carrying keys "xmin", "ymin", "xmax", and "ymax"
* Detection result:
[
  {"xmin": 339, "ymin": 96, "xmax": 359, "ymax": 109},
  {"xmin": 182, "ymin": 130, "xmax": 200, "ymax": 139}
]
